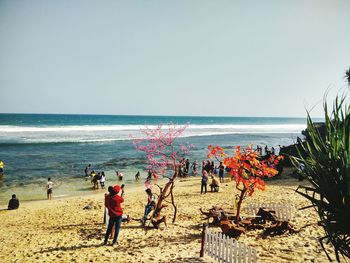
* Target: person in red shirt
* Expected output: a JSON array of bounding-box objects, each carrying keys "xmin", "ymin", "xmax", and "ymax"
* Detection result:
[{"xmin": 104, "ymin": 184, "xmax": 124, "ymax": 245}]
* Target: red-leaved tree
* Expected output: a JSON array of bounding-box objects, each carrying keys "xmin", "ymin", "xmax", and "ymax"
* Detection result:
[
  {"xmin": 207, "ymin": 145, "xmax": 284, "ymax": 223},
  {"xmin": 131, "ymin": 124, "xmax": 193, "ymax": 227}
]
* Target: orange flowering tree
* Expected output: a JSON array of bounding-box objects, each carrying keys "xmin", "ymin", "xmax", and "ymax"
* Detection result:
[{"xmin": 207, "ymin": 145, "xmax": 284, "ymax": 223}]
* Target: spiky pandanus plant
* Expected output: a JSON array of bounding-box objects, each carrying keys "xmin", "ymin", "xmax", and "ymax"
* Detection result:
[
  {"xmin": 291, "ymin": 95, "xmax": 350, "ymax": 262},
  {"xmin": 345, "ymin": 67, "xmax": 350, "ymax": 87}
]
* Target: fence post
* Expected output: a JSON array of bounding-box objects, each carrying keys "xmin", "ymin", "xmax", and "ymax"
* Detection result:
[
  {"xmin": 225, "ymin": 234, "xmax": 229, "ymax": 263},
  {"xmin": 223, "ymin": 234, "xmax": 227, "ymax": 263},
  {"xmin": 252, "ymin": 248, "xmax": 257, "ymax": 263},
  {"xmin": 219, "ymin": 233, "xmax": 222, "ymax": 262},
  {"xmin": 216, "ymin": 232, "xmax": 219, "ymax": 261},
  {"xmin": 200, "ymin": 223, "xmax": 207, "ymax": 257},
  {"xmin": 237, "ymin": 241, "xmax": 241, "ymax": 263},
  {"xmin": 229, "ymin": 237, "xmax": 233, "ymax": 263},
  {"xmin": 213, "ymin": 232, "xmax": 217, "ymax": 260},
  {"xmin": 208, "ymin": 231, "xmax": 212, "ymax": 257},
  {"xmin": 243, "ymin": 243, "xmax": 247, "ymax": 263},
  {"xmin": 234, "ymin": 239, "xmax": 237, "ymax": 263}
]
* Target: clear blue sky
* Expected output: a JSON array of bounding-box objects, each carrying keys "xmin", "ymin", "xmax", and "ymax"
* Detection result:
[{"xmin": 1, "ymin": 0, "xmax": 349, "ymax": 117}]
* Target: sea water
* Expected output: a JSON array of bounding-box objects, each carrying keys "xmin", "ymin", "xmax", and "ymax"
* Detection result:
[{"xmin": 0, "ymin": 114, "xmax": 309, "ymax": 204}]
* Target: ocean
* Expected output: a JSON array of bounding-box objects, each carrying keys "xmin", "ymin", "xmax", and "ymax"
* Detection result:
[{"xmin": 0, "ymin": 114, "xmax": 308, "ymax": 204}]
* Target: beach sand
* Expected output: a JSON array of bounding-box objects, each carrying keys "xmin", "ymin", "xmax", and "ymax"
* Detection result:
[{"xmin": 0, "ymin": 173, "xmax": 345, "ymax": 262}]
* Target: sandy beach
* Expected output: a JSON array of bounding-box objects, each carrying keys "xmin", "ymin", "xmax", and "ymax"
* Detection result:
[
  {"xmin": 0, "ymin": 173, "xmax": 344, "ymax": 263},
  {"xmin": 2, "ymin": 0, "xmax": 349, "ymax": 262}
]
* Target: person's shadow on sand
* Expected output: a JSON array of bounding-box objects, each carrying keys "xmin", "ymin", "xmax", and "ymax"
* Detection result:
[
  {"xmin": 169, "ymin": 257, "xmax": 207, "ymax": 262},
  {"xmin": 34, "ymin": 243, "xmax": 105, "ymax": 254}
]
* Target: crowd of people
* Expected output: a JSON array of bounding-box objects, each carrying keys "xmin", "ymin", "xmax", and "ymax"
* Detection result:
[
  {"xmin": 177, "ymin": 158, "xmax": 194, "ymax": 176},
  {"xmin": 102, "ymin": 144, "xmax": 282, "ymax": 245},
  {"xmin": 256, "ymin": 145, "xmax": 281, "ymax": 156},
  {"xmin": 200, "ymin": 160, "xmax": 223, "ymax": 194},
  {"xmin": 84, "ymin": 164, "xmax": 135, "ymax": 190},
  {"xmin": 84, "ymin": 164, "xmax": 107, "ymax": 190},
  {"xmin": 3, "ymin": 144, "xmax": 280, "ymax": 211},
  {"xmin": 2, "ymin": 142, "xmax": 282, "ymax": 250},
  {"xmin": 3, "ymin": 144, "xmax": 281, "ymax": 248},
  {"xmin": 5, "ymin": 142, "xmax": 280, "ymax": 204},
  {"xmin": 102, "ymin": 158, "xmax": 227, "ymax": 244},
  {"xmin": 176, "ymin": 157, "xmax": 227, "ymax": 178}
]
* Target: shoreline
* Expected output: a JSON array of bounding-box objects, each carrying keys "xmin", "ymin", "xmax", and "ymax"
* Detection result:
[
  {"xmin": 0, "ymin": 175, "xmax": 166, "ymax": 208},
  {"xmin": 1, "ymin": 181, "xmax": 147, "ymax": 209}
]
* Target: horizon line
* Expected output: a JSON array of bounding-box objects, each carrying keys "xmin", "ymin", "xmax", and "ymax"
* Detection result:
[{"xmin": 0, "ymin": 112, "xmax": 325, "ymax": 119}]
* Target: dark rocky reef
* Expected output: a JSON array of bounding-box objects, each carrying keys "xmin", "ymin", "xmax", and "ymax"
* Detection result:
[
  {"xmin": 302, "ymin": 122, "xmax": 327, "ymax": 142},
  {"xmin": 280, "ymin": 122, "xmax": 326, "ymax": 166}
]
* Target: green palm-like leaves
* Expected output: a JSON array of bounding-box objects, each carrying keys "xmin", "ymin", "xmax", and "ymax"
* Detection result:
[
  {"xmin": 345, "ymin": 67, "xmax": 350, "ymax": 87},
  {"xmin": 292, "ymin": 95, "xmax": 350, "ymax": 262}
]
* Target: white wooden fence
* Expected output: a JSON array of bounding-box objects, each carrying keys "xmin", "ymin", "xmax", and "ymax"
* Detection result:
[
  {"xmin": 204, "ymin": 228, "xmax": 257, "ymax": 263},
  {"xmin": 245, "ymin": 203, "xmax": 293, "ymax": 221}
]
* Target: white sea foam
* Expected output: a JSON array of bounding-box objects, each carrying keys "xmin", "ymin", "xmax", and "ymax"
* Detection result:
[
  {"xmin": 0, "ymin": 124, "xmax": 305, "ymax": 133},
  {"xmin": 0, "ymin": 125, "xmax": 145, "ymax": 132},
  {"xmin": 0, "ymin": 124, "xmax": 306, "ymax": 144}
]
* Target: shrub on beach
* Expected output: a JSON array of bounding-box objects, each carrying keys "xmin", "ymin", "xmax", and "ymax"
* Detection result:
[
  {"xmin": 207, "ymin": 145, "xmax": 284, "ymax": 223},
  {"xmin": 131, "ymin": 123, "xmax": 194, "ymax": 227},
  {"xmin": 292, "ymin": 95, "xmax": 350, "ymax": 262}
]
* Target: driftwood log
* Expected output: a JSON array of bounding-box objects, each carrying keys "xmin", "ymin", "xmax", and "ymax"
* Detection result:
[
  {"xmin": 220, "ymin": 219, "xmax": 246, "ymax": 238},
  {"xmin": 262, "ymin": 221, "xmax": 299, "ymax": 238},
  {"xmin": 200, "ymin": 207, "xmax": 298, "ymax": 238},
  {"xmin": 200, "ymin": 207, "xmax": 227, "ymax": 225},
  {"xmin": 150, "ymin": 176, "xmax": 178, "ymax": 229},
  {"xmin": 200, "ymin": 207, "xmax": 244, "ymax": 238}
]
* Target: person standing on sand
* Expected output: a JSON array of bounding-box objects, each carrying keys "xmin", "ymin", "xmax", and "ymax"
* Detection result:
[
  {"xmin": 95, "ymin": 172, "xmax": 101, "ymax": 189},
  {"xmin": 104, "ymin": 184, "xmax": 124, "ymax": 246},
  {"xmin": 100, "ymin": 172, "xmax": 106, "ymax": 189},
  {"xmin": 104, "ymin": 186, "xmax": 115, "ymax": 240},
  {"xmin": 265, "ymin": 145, "xmax": 270, "ymax": 155},
  {"xmin": 47, "ymin": 178, "xmax": 54, "ymax": 200},
  {"xmin": 203, "ymin": 160, "xmax": 211, "ymax": 173},
  {"xmin": 192, "ymin": 160, "xmax": 198, "ymax": 176},
  {"xmin": 201, "ymin": 170, "xmax": 208, "ymax": 194},
  {"xmin": 185, "ymin": 159, "xmax": 190, "ymax": 175},
  {"xmin": 218, "ymin": 162, "xmax": 225, "ymax": 183}
]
